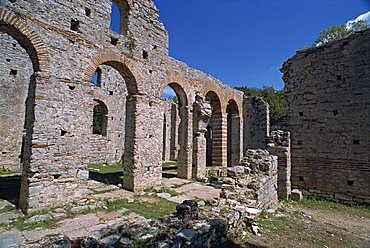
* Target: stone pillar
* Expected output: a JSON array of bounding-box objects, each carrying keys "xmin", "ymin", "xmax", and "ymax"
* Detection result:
[
  {"xmin": 170, "ymin": 104, "xmax": 178, "ymax": 161},
  {"xmin": 123, "ymin": 95, "xmax": 162, "ymax": 191},
  {"xmin": 177, "ymin": 106, "xmax": 192, "ymax": 179},
  {"xmin": 243, "ymin": 97, "xmax": 270, "ymax": 151},
  {"xmin": 267, "ymin": 130, "xmax": 291, "ymax": 200},
  {"xmin": 212, "ymin": 112, "xmax": 228, "ymax": 167},
  {"xmin": 192, "ymin": 93, "xmax": 212, "ymax": 179},
  {"xmin": 228, "ymin": 113, "xmax": 241, "ymax": 166},
  {"xmin": 20, "ymin": 73, "xmax": 90, "ymax": 213}
]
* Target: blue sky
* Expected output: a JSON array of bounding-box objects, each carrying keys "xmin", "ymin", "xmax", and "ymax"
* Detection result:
[{"xmin": 151, "ymin": 0, "xmax": 369, "ymax": 91}]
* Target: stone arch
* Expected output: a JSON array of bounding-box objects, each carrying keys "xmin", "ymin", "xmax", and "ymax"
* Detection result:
[
  {"xmin": 205, "ymin": 91, "xmax": 226, "ymax": 167},
  {"xmin": 227, "ymin": 99, "xmax": 241, "ymax": 167},
  {"xmin": 84, "ymin": 52, "xmax": 143, "ymax": 95},
  {"xmin": 0, "ymin": 8, "xmax": 50, "ymax": 72},
  {"xmin": 205, "ymin": 91, "xmax": 221, "ymax": 113},
  {"xmin": 167, "ymin": 82, "xmax": 188, "ymax": 107},
  {"xmin": 160, "ymin": 82, "xmax": 191, "ymax": 179}
]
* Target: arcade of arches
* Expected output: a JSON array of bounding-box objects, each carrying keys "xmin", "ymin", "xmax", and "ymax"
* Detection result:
[{"xmin": 0, "ymin": 1, "xmax": 269, "ymax": 213}]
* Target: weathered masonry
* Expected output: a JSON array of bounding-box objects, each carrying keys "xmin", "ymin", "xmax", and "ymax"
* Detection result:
[
  {"xmin": 282, "ymin": 29, "xmax": 370, "ymax": 205},
  {"xmin": 0, "ymin": 0, "xmax": 277, "ymax": 213}
]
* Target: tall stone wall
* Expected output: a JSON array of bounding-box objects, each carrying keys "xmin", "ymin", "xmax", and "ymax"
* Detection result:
[
  {"xmin": 281, "ymin": 29, "xmax": 370, "ymax": 205},
  {"xmin": 0, "ymin": 33, "xmax": 33, "ymax": 171},
  {"xmin": 243, "ymin": 97, "xmax": 270, "ymax": 151}
]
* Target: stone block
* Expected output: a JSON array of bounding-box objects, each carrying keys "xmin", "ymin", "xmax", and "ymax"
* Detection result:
[{"xmin": 290, "ymin": 189, "xmax": 303, "ymax": 201}]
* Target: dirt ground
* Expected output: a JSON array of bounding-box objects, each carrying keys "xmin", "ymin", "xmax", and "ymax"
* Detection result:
[{"xmin": 237, "ymin": 200, "xmax": 370, "ymax": 248}]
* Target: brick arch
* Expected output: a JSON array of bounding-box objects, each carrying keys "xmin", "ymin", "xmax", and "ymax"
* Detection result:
[
  {"xmin": 159, "ymin": 70, "xmax": 193, "ymax": 104},
  {"xmin": 0, "ymin": 8, "xmax": 50, "ymax": 72},
  {"xmin": 84, "ymin": 52, "xmax": 144, "ymax": 95}
]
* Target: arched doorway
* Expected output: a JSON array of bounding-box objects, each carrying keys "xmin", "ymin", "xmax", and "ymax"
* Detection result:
[
  {"xmin": 227, "ymin": 99, "xmax": 241, "ymax": 167},
  {"xmin": 160, "ymin": 83, "xmax": 190, "ymax": 179},
  {"xmin": 87, "ymin": 60, "xmax": 137, "ymax": 188},
  {"xmin": 0, "ymin": 28, "xmax": 37, "ymax": 208}
]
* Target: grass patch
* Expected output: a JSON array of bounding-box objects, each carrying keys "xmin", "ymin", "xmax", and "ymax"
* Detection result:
[
  {"xmin": 291, "ymin": 197, "xmax": 370, "ymax": 218},
  {"xmin": 162, "ymin": 161, "xmax": 178, "ymax": 169},
  {"xmin": 120, "ymin": 196, "xmax": 177, "ymax": 219},
  {"xmin": 9, "ymin": 210, "xmax": 59, "ymax": 231},
  {"xmin": 0, "ymin": 204, "xmax": 15, "ymax": 214},
  {"xmin": 88, "ymin": 162, "xmax": 122, "ymax": 174},
  {"xmin": 0, "ymin": 168, "xmax": 21, "ymax": 175},
  {"xmin": 157, "ymin": 187, "xmax": 180, "ymax": 197}
]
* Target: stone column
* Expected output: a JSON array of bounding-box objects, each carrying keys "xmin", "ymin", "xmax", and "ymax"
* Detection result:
[
  {"xmin": 170, "ymin": 104, "xmax": 178, "ymax": 161},
  {"xmin": 177, "ymin": 106, "xmax": 192, "ymax": 179},
  {"xmin": 267, "ymin": 130, "xmax": 291, "ymax": 200},
  {"xmin": 192, "ymin": 93, "xmax": 212, "ymax": 179},
  {"xmin": 212, "ymin": 112, "xmax": 228, "ymax": 167},
  {"xmin": 122, "ymin": 95, "xmax": 162, "ymax": 191}
]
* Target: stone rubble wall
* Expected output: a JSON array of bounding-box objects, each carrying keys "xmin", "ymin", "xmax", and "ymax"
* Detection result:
[
  {"xmin": 24, "ymin": 201, "xmax": 228, "ymax": 248},
  {"xmin": 220, "ymin": 149, "xmax": 278, "ymax": 208},
  {"xmin": 210, "ymin": 149, "xmax": 278, "ymax": 237},
  {"xmin": 267, "ymin": 130, "xmax": 291, "ymax": 200},
  {"xmin": 281, "ymin": 29, "xmax": 370, "ymax": 205}
]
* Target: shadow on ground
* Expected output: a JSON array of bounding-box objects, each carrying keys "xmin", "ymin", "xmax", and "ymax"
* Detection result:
[
  {"xmin": 162, "ymin": 164, "xmax": 178, "ymax": 179},
  {"xmin": 89, "ymin": 171, "xmax": 123, "ymax": 185},
  {"xmin": 222, "ymin": 240, "xmax": 269, "ymax": 248},
  {"xmin": 0, "ymin": 175, "xmax": 21, "ymax": 207}
]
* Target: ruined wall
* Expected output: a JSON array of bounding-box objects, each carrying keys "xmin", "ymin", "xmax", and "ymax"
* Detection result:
[
  {"xmin": 243, "ymin": 97, "xmax": 270, "ymax": 151},
  {"xmin": 1, "ymin": 0, "xmax": 169, "ymax": 212},
  {"xmin": 282, "ymin": 29, "xmax": 370, "ymax": 205},
  {"xmin": 0, "ymin": 0, "xmax": 245, "ymax": 212},
  {"xmin": 267, "ymin": 130, "xmax": 291, "ymax": 200},
  {"xmin": 0, "ymin": 33, "xmax": 33, "ymax": 171},
  {"xmin": 89, "ymin": 65, "xmax": 128, "ymax": 165}
]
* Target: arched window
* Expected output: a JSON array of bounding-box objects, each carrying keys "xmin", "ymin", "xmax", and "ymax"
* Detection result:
[
  {"xmin": 91, "ymin": 68, "xmax": 102, "ymax": 86},
  {"xmin": 110, "ymin": 1, "xmax": 129, "ymax": 35},
  {"xmin": 93, "ymin": 100, "xmax": 108, "ymax": 136}
]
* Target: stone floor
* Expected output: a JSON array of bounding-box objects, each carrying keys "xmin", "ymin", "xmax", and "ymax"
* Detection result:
[{"xmin": 0, "ymin": 177, "xmax": 221, "ymax": 247}]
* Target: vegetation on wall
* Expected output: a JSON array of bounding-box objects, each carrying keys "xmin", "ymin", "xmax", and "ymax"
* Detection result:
[
  {"xmin": 300, "ymin": 20, "xmax": 369, "ymax": 51},
  {"xmin": 315, "ymin": 20, "xmax": 369, "ymax": 45},
  {"xmin": 235, "ymin": 86, "xmax": 287, "ymax": 124}
]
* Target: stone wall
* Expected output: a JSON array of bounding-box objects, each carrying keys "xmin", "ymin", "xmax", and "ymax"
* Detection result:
[
  {"xmin": 243, "ymin": 97, "xmax": 270, "ymax": 151},
  {"xmin": 0, "ymin": 33, "xmax": 33, "ymax": 171},
  {"xmin": 281, "ymin": 29, "xmax": 370, "ymax": 205},
  {"xmin": 221, "ymin": 149, "xmax": 278, "ymax": 208},
  {"xmin": 267, "ymin": 130, "xmax": 291, "ymax": 200},
  {"xmin": 0, "ymin": 0, "xmax": 246, "ymax": 212}
]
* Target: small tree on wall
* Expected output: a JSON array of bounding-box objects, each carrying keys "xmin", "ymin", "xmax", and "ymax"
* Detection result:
[
  {"xmin": 235, "ymin": 86, "xmax": 287, "ymax": 125},
  {"xmin": 315, "ymin": 20, "xmax": 369, "ymax": 45}
]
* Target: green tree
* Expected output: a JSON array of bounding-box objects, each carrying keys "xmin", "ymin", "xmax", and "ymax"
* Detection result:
[
  {"xmin": 235, "ymin": 86, "xmax": 287, "ymax": 124},
  {"xmin": 315, "ymin": 20, "xmax": 369, "ymax": 45}
]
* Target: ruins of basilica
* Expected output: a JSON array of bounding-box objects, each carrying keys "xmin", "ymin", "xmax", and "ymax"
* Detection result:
[{"xmin": 0, "ymin": 0, "xmax": 368, "ymax": 215}]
